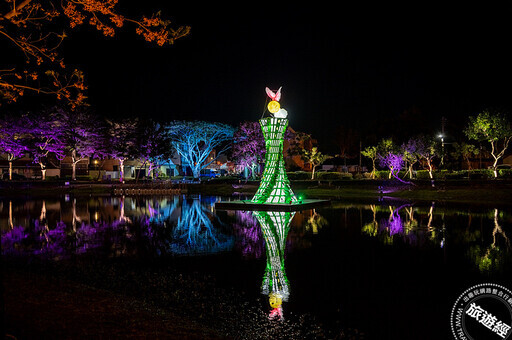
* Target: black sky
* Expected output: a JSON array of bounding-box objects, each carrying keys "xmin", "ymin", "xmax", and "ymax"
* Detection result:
[{"xmin": 58, "ymin": 5, "xmax": 512, "ymax": 152}]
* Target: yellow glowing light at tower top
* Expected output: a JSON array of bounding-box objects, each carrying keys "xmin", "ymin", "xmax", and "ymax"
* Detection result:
[{"xmin": 268, "ymin": 100, "xmax": 280, "ymax": 113}]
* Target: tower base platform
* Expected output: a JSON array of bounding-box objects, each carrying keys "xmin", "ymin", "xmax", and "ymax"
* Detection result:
[{"xmin": 214, "ymin": 199, "xmax": 331, "ymax": 212}]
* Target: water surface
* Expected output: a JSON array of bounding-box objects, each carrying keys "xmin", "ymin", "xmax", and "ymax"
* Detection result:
[{"xmin": 2, "ymin": 194, "xmax": 511, "ymax": 339}]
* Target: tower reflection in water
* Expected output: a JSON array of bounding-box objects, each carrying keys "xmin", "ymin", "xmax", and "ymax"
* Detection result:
[{"xmin": 252, "ymin": 210, "xmax": 295, "ymax": 320}]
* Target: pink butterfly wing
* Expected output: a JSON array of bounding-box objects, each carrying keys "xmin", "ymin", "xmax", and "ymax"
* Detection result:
[
  {"xmin": 275, "ymin": 86, "xmax": 282, "ymax": 101},
  {"xmin": 265, "ymin": 87, "xmax": 276, "ymax": 100}
]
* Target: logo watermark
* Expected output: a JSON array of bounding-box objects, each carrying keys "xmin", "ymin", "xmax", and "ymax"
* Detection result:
[{"xmin": 451, "ymin": 283, "xmax": 512, "ymax": 339}]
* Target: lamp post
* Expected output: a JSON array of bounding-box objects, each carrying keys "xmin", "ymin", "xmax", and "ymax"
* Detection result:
[{"xmin": 438, "ymin": 134, "xmax": 445, "ymax": 167}]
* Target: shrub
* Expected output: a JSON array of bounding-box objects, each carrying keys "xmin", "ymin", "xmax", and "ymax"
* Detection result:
[
  {"xmin": 316, "ymin": 172, "xmax": 353, "ymax": 180},
  {"xmin": 415, "ymin": 170, "xmax": 432, "ymax": 180},
  {"xmin": 374, "ymin": 170, "xmax": 390, "ymax": 179},
  {"xmin": 498, "ymin": 169, "xmax": 512, "ymax": 178},
  {"xmin": 287, "ymin": 171, "xmax": 312, "ymax": 180},
  {"xmin": 469, "ymin": 169, "xmax": 494, "ymax": 179}
]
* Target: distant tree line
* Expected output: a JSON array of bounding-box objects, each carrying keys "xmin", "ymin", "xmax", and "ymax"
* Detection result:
[
  {"xmin": 1, "ymin": 107, "xmax": 511, "ymax": 182},
  {"xmin": 360, "ymin": 109, "xmax": 512, "ymax": 180},
  {"xmin": 0, "ymin": 107, "xmax": 235, "ymax": 180}
]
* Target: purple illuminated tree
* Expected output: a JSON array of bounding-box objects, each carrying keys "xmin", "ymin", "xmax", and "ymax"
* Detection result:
[
  {"xmin": 379, "ymin": 152, "xmax": 406, "ymax": 182},
  {"xmin": 232, "ymin": 121, "xmax": 266, "ymax": 178},
  {"xmin": 106, "ymin": 118, "xmax": 138, "ymax": 182},
  {"xmin": 0, "ymin": 114, "xmax": 30, "ymax": 180},
  {"xmin": 401, "ymin": 137, "xmax": 421, "ymax": 179},
  {"xmin": 166, "ymin": 121, "xmax": 235, "ymax": 179},
  {"xmin": 60, "ymin": 108, "xmax": 108, "ymax": 180},
  {"xmin": 26, "ymin": 109, "xmax": 68, "ymax": 180},
  {"xmin": 375, "ymin": 138, "xmax": 395, "ymax": 179},
  {"xmin": 136, "ymin": 120, "xmax": 173, "ymax": 180}
]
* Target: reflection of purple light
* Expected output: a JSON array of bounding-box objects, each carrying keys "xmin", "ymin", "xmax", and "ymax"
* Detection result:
[
  {"xmin": 388, "ymin": 214, "xmax": 403, "ymax": 236},
  {"xmin": 1, "ymin": 226, "xmax": 27, "ymax": 255},
  {"xmin": 232, "ymin": 211, "xmax": 264, "ymax": 258}
]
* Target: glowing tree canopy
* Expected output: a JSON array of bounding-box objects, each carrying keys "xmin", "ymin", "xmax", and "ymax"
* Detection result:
[
  {"xmin": 253, "ymin": 210, "xmax": 296, "ymax": 319},
  {"xmin": 251, "ymin": 87, "xmax": 297, "ymax": 205}
]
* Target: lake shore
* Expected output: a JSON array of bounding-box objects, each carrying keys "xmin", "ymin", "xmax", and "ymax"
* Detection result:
[{"xmin": 1, "ymin": 178, "xmax": 512, "ymax": 207}]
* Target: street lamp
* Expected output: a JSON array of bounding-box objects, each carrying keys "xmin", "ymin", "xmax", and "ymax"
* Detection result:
[{"xmin": 438, "ymin": 134, "xmax": 445, "ymax": 166}]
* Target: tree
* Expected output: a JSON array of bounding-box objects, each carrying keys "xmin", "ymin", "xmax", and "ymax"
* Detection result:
[
  {"xmin": 231, "ymin": 121, "xmax": 266, "ymax": 178},
  {"xmin": 376, "ymin": 138, "xmax": 394, "ymax": 179},
  {"xmin": 415, "ymin": 135, "xmax": 440, "ymax": 182},
  {"xmin": 361, "ymin": 145, "xmax": 378, "ymax": 179},
  {"xmin": 401, "ymin": 137, "xmax": 421, "ymax": 179},
  {"xmin": 0, "ymin": 0, "xmax": 190, "ymax": 108},
  {"xmin": 166, "ymin": 121, "xmax": 235, "ymax": 179},
  {"xmin": 451, "ymin": 142, "xmax": 479, "ymax": 172},
  {"xmin": 379, "ymin": 152, "xmax": 405, "ymax": 182},
  {"xmin": 334, "ymin": 125, "xmax": 359, "ymax": 166},
  {"xmin": 106, "ymin": 118, "xmax": 138, "ymax": 182},
  {"xmin": 300, "ymin": 147, "xmax": 330, "ymax": 180},
  {"xmin": 136, "ymin": 120, "xmax": 173, "ymax": 180},
  {"xmin": 0, "ymin": 114, "xmax": 30, "ymax": 179},
  {"xmin": 464, "ymin": 110, "xmax": 512, "ymax": 177},
  {"xmin": 26, "ymin": 109, "xmax": 67, "ymax": 180},
  {"xmin": 60, "ymin": 108, "xmax": 107, "ymax": 180}
]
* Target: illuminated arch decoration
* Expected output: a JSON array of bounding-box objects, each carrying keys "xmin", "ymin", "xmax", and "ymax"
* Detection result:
[
  {"xmin": 251, "ymin": 87, "xmax": 297, "ymax": 205},
  {"xmin": 253, "ymin": 210, "xmax": 295, "ymax": 319}
]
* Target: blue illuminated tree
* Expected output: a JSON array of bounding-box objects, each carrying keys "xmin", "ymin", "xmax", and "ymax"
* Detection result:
[{"xmin": 166, "ymin": 121, "xmax": 235, "ymax": 179}]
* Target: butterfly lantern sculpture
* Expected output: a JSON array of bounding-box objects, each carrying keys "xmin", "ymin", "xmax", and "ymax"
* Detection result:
[{"xmin": 265, "ymin": 87, "xmax": 288, "ymax": 119}]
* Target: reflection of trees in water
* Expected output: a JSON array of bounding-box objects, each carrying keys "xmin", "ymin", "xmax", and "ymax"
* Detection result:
[
  {"xmin": 304, "ymin": 209, "xmax": 328, "ymax": 234},
  {"xmin": 232, "ymin": 211, "xmax": 264, "ymax": 258},
  {"xmin": 170, "ymin": 198, "xmax": 233, "ymax": 255},
  {"xmin": 468, "ymin": 208, "xmax": 511, "ymax": 273},
  {"xmin": 1, "ymin": 196, "xmax": 234, "ymax": 258},
  {"xmin": 358, "ymin": 203, "xmax": 511, "ymax": 273}
]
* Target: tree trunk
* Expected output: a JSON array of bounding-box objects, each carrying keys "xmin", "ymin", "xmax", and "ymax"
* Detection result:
[
  {"xmin": 119, "ymin": 158, "xmax": 124, "ymax": 182},
  {"xmin": 72, "ymin": 162, "xmax": 76, "ymax": 181},
  {"xmin": 192, "ymin": 168, "xmax": 200, "ymax": 180},
  {"xmin": 71, "ymin": 150, "xmax": 77, "ymax": 180},
  {"xmin": 492, "ymin": 158, "xmax": 499, "ymax": 178},
  {"xmin": 8, "ymin": 160, "xmax": 12, "ymax": 180},
  {"xmin": 39, "ymin": 162, "xmax": 46, "ymax": 180},
  {"xmin": 311, "ymin": 165, "xmax": 316, "ymax": 180}
]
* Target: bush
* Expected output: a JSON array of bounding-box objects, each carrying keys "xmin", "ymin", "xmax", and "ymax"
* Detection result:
[
  {"xmin": 415, "ymin": 170, "xmax": 432, "ymax": 180},
  {"xmin": 469, "ymin": 169, "xmax": 494, "ymax": 179},
  {"xmin": 287, "ymin": 171, "xmax": 312, "ymax": 180},
  {"xmin": 498, "ymin": 169, "xmax": 512, "ymax": 178},
  {"xmin": 315, "ymin": 172, "xmax": 353, "ymax": 180},
  {"xmin": 374, "ymin": 170, "xmax": 390, "ymax": 179}
]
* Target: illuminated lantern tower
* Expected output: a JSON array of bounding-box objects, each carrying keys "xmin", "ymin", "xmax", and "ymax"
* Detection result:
[
  {"xmin": 253, "ymin": 210, "xmax": 295, "ymax": 319},
  {"xmin": 251, "ymin": 87, "xmax": 298, "ymax": 205}
]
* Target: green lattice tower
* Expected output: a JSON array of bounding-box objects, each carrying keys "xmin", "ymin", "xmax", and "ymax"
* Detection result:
[
  {"xmin": 253, "ymin": 210, "xmax": 296, "ymax": 303},
  {"xmin": 251, "ymin": 117, "xmax": 298, "ymax": 204}
]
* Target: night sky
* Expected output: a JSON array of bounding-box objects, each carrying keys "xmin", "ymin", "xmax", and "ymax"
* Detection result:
[{"xmin": 50, "ymin": 5, "xmax": 512, "ymax": 152}]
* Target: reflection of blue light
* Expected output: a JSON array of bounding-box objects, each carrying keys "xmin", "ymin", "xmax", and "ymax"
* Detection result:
[{"xmin": 171, "ymin": 199, "xmax": 233, "ymax": 255}]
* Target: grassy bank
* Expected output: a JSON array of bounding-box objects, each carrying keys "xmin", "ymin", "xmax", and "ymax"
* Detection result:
[{"xmin": 2, "ymin": 178, "xmax": 512, "ymax": 206}]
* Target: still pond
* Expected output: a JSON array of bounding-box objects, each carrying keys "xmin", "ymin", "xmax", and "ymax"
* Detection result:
[{"xmin": 2, "ymin": 194, "xmax": 511, "ymax": 339}]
